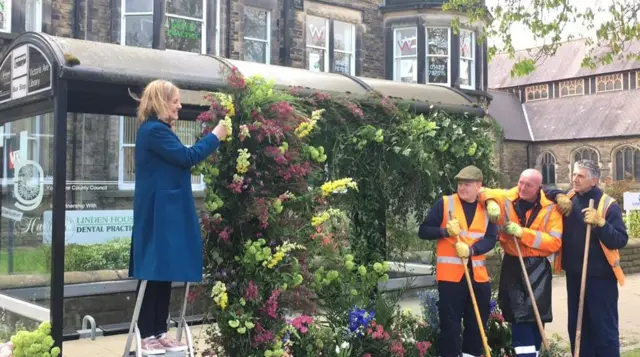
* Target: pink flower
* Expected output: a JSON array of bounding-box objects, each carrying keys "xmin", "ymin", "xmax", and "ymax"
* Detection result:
[
  {"xmin": 252, "ymin": 322, "xmax": 275, "ymax": 347},
  {"xmin": 262, "ymin": 289, "xmax": 281, "ymax": 318},
  {"xmin": 245, "ymin": 281, "xmax": 259, "ymax": 301},
  {"xmin": 291, "ymin": 315, "xmax": 313, "ymax": 334},
  {"xmin": 362, "ymin": 354, "xmax": 372, "ymax": 357},
  {"xmin": 347, "ymin": 103, "xmax": 364, "ymax": 118},
  {"xmin": 390, "ymin": 340, "xmax": 405, "ymax": 357},
  {"xmin": 415, "ymin": 341, "xmax": 431, "ymax": 357}
]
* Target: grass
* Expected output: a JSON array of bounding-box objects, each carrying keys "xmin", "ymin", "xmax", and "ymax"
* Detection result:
[
  {"xmin": 0, "ymin": 247, "xmax": 49, "ymax": 274},
  {"xmin": 623, "ymin": 349, "xmax": 640, "ymax": 357}
]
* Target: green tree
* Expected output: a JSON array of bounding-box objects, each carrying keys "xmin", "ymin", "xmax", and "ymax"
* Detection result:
[{"xmin": 444, "ymin": 0, "xmax": 640, "ymax": 77}]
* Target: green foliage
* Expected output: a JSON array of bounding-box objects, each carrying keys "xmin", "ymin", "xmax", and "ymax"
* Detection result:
[
  {"xmin": 64, "ymin": 238, "xmax": 131, "ymax": 271},
  {"xmin": 443, "ymin": 0, "xmax": 640, "ymax": 77},
  {"xmin": 10, "ymin": 321, "xmax": 61, "ymax": 357}
]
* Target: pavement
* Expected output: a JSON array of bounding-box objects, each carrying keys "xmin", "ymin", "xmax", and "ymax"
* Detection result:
[{"xmin": 62, "ymin": 274, "xmax": 640, "ymax": 356}]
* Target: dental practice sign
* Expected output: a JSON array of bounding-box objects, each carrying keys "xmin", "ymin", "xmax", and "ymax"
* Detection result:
[
  {"xmin": 0, "ymin": 44, "xmax": 52, "ymax": 104},
  {"xmin": 623, "ymin": 192, "xmax": 640, "ymax": 231}
]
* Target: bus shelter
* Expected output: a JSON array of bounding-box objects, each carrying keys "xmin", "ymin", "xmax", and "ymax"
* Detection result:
[{"xmin": 0, "ymin": 31, "xmax": 484, "ymax": 353}]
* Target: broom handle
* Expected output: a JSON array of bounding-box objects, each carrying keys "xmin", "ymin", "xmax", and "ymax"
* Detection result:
[{"xmin": 574, "ymin": 198, "xmax": 595, "ymax": 357}]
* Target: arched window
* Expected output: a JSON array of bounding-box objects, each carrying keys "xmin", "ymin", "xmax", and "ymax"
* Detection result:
[
  {"xmin": 613, "ymin": 145, "xmax": 640, "ymax": 181},
  {"xmin": 571, "ymin": 147, "xmax": 600, "ymax": 176},
  {"xmin": 539, "ymin": 152, "xmax": 556, "ymax": 185}
]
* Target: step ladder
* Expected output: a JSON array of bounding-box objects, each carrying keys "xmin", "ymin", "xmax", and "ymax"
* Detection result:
[{"xmin": 122, "ymin": 281, "xmax": 196, "ymax": 357}]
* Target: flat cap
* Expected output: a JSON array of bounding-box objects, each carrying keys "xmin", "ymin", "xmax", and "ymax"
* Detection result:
[{"xmin": 454, "ymin": 165, "xmax": 483, "ymax": 182}]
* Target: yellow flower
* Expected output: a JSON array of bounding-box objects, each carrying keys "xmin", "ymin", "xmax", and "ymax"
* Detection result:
[
  {"xmin": 295, "ymin": 109, "xmax": 325, "ymax": 139},
  {"xmin": 236, "ymin": 149, "xmax": 251, "ymax": 174},
  {"xmin": 320, "ymin": 178, "xmax": 358, "ymax": 197}
]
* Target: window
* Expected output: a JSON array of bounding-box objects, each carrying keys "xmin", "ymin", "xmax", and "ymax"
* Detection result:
[
  {"xmin": 244, "ymin": 7, "xmax": 270, "ymax": 64},
  {"xmin": 25, "ymin": 0, "xmax": 43, "ymax": 32},
  {"xmin": 613, "ymin": 145, "xmax": 640, "ymax": 181},
  {"xmin": 332, "ymin": 20, "xmax": 355, "ymax": 75},
  {"xmin": 118, "ymin": 117, "xmax": 205, "ymax": 190},
  {"xmin": 121, "ymin": 0, "xmax": 154, "ymax": 48},
  {"xmin": 596, "ymin": 74, "xmax": 622, "ymax": 93},
  {"xmin": 305, "ymin": 16, "xmax": 356, "ymax": 75},
  {"xmin": 165, "ymin": 0, "xmax": 206, "ymax": 53},
  {"xmin": 539, "ymin": 152, "xmax": 556, "ymax": 185},
  {"xmin": 2, "ymin": 115, "xmax": 54, "ymax": 186},
  {"xmin": 425, "ymin": 27, "xmax": 450, "ymax": 85},
  {"xmin": 306, "ymin": 16, "xmax": 329, "ymax": 73},
  {"xmin": 560, "ymin": 79, "xmax": 584, "ymax": 97},
  {"xmin": 0, "ymin": 0, "xmax": 11, "ymax": 32},
  {"xmin": 459, "ymin": 29, "xmax": 475, "ymax": 89},
  {"xmin": 637, "ymin": 71, "xmax": 640, "ymax": 89},
  {"xmin": 572, "ymin": 147, "xmax": 599, "ymax": 164},
  {"xmin": 525, "ymin": 84, "xmax": 549, "ymax": 102},
  {"xmin": 393, "ymin": 27, "xmax": 417, "ymax": 83}
]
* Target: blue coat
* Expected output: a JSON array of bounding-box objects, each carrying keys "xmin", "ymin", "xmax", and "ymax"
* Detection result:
[{"xmin": 128, "ymin": 117, "xmax": 221, "ymax": 282}]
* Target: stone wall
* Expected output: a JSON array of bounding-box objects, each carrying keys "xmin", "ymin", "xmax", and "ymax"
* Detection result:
[{"xmin": 495, "ymin": 140, "xmax": 530, "ymax": 187}]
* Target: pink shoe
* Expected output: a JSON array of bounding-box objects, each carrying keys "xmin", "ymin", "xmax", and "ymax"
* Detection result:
[
  {"xmin": 141, "ymin": 336, "xmax": 166, "ymax": 355},
  {"xmin": 157, "ymin": 333, "xmax": 188, "ymax": 352}
]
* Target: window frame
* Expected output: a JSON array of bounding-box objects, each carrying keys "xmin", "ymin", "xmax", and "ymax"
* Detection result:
[
  {"xmin": 525, "ymin": 84, "xmax": 549, "ymax": 102},
  {"xmin": 595, "ymin": 73, "xmax": 623, "ymax": 93},
  {"xmin": 117, "ymin": 117, "xmax": 205, "ymax": 191},
  {"xmin": 392, "ymin": 26, "xmax": 418, "ymax": 83},
  {"xmin": 332, "ymin": 19, "xmax": 356, "ymax": 76},
  {"xmin": 25, "ymin": 0, "xmax": 43, "ymax": 32},
  {"xmin": 1, "ymin": 117, "xmax": 53, "ymax": 187},
  {"xmin": 424, "ymin": 26, "xmax": 451, "ymax": 87},
  {"xmin": 458, "ymin": 28, "xmax": 475, "ymax": 90},
  {"xmin": 243, "ymin": 6, "xmax": 271, "ymax": 64},
  {"xmin": 612, "ymin": 145, "xmax": 640, "ymax": 181},
  {"xmin": 120, "ymin": 0, "xmax": 154, "ymax": 48},
  {"xmin": 0, "ymin": 0, "xmax": 11, "ymax": 33},
  {"xmin": 559, "ymin": 79, "xmax": 585, "ymax": 97},
  {"xmin": 539, "ymin": 151, "xmax": 557, "ymax": 185},
  {"xmin": 164, "ymin": 0, "xmax": 208, "ymax": 55},
  {"xmin": 305, "ymin": 15, "xmax": 330, "ymax": 73}
]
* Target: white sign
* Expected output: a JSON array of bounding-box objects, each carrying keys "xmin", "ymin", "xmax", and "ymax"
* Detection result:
[
  {"xmin": 42, "ymin": 210, "xmax": 134, "ymax": 245},
  {"xmin": 0, "ymin": 44, "xmax": 53, "ymax": 104},
  {"xmin": 1, "ymin": 207, "xmax": 23, "ymax": 222},
  {"xmin": 623, "ymin": 192, "xmax": 640, "ymax": 211}
]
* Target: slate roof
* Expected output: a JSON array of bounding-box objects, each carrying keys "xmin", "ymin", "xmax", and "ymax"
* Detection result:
[
  {"xmin": 524, "ymin": 89, "xmax": 640, "ymax": 141},
  {"xmin": 487, "ymin": 90, "xmax": 531, "ymax": 141},
  {"xmin": 489, "ymin": 38, "xmax": 640, "ymax": 88}
]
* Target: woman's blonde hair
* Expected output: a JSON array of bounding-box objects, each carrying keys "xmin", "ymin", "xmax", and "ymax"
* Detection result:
[{"xmin": 134, "ymin": 79, "xmax": 180, "ymax": 123}]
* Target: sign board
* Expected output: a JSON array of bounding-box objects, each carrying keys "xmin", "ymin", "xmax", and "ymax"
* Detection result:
[
  {"xmin": 42, "ymin": 210, "xmax": 134, "ymax": 245},
  {"xmin": 0, "ymin": 44, "xmax": 52, "ymax": 104},
  {"xmin": 623, "ymin": 192, "xmax": 640, "ymax": 211},
  {"xmin": 1, "ymin": 207, "xmax": 23, "ymax": 222}
]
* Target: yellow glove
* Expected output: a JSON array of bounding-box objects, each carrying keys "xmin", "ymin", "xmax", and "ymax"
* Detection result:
[
  {"xmin": 556, "ymin": 194, "xmax": 573, "ymax": 216},
  {"xmin": 582, "ymin": 207, "xmax": 605, "ymax": 227},
  {"xmin": 486, "ymin": 200, "xmax": 501, "ymax": 223},
  {"xmin": 455, "ymin": 241, "xmax": 470, "ymax": 258},
  {"xmin": 446, "ymin": 219, "xmax": 462, "ymax": 237},
  {"xmin": 504, "ymin": 222, "xmax": 523, "ymax": 238}
]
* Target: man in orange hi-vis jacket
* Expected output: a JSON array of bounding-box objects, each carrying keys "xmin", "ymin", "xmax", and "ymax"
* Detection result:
[
  {"xmin": 479, "ymin": 169, "xmax": 563, "ymax": 357},
  {"xmin": 543, "ymin": 159, "xmax": 628, "ymax": 357},
  {"xmin": 419, "ymin": 165, "xmax": 498, "ymax": 357}
]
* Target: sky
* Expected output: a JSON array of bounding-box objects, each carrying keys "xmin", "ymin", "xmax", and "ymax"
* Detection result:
[{"xmin": 484, "ymin": 0, "xmax": 614, "ymax": 51}]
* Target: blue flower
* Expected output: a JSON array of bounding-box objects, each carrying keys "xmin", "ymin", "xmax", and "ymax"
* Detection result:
[
  {"xmin": 347, "ymin": 306, "xmax": 375, "ymax": 336},
  {"xmin": 489, "ymin": 299, "xmax": 498, "ymax": 315}
]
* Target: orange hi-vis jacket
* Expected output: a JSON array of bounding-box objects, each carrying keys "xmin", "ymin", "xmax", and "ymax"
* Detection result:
[
  {"xmin": 480, "ymin": 187, "xmax": 563, "ymax": 259},
  {"xmin": 438, "ymin": 194, "xmax": 490, "ymax": 283},
  {"xmin": 553, "ymin": 190, "xmax": 625, "ymax": 286}
]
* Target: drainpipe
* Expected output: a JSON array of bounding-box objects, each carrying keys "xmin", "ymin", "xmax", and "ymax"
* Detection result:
[
  {"xmin": 225, "ymin": 0, "xmax": 231, "ymax": 58},
  {"xmin": 281, "ymin": 0, "xmax": 292, "ymax": 66}
]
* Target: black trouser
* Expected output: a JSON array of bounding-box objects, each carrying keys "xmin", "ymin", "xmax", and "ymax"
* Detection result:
[
  {"xmin": 135, "ymin": 280, "xmax": 172, "ymax": 339},
  {"xmin": 437, "ymin": 279, "xmax": 491, "ymax": 357}
]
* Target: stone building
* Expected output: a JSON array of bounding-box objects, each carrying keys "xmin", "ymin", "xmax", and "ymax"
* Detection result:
[
  {"xmin": 0, "ymin": 0, "xmax": 492, "ymax": 247},
  {"xmin": 488, "ymin": 38, "xmax": 640, "ymax": 188}
]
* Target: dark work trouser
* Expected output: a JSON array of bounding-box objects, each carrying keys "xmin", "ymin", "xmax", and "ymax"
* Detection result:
[
  {"xmin": 566, "ymin": 274, "xmax": 620, "ymax": 357},
  {"xmin": 512, "ymin": 322, "xmax": 544, "ymax": 356},
  {"xmin": 437, "ymin": 279, "xmax": 491, "ymax": 357},
  {"xmin": 135, "ymin": 280, "xmax": 173, "ymax": 339}
]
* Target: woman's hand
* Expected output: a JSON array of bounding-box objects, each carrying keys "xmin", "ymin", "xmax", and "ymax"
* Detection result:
[{"xmin": 212, "ymin": 121, "xmax": 228, "ymax": 141}]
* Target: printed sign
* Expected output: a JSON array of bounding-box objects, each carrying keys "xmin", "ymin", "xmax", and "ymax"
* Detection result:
[
  {"xmin": 0, "ymin": 44, "xmax": 52, "ymax": 104},
  {"xmin": 1, "ymin": 207, "xmax": 23, "ymax": 222},
  {"xmin": 623, "ymin": 192, "xmax": 640, "ymax": 211},
  {"xmin": 42, "ymin": 210, "xmax": 134, "ymax": 245}
]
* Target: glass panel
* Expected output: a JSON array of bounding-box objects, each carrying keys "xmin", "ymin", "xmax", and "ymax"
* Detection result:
[
  {"xmin": 306, "ymin": 16, "xmax": 327, "ymax": 48},
  {"xmin": 165, "ymin": 16, "xmax": 203, "ymax": 53},
  {"xmin": 426, "ymin": 28, "xmax": 448, "ymax": 56},
  {"xmin": 25, "ymin": 0, "xmax": 42, "ymax": 32},
  {"xmin": 166, "ymin": 0, "xmax": 203, "ymax": 19},
  {"xmin": 460, "ymin": 59, "xmax": 472, "ymax": 86},
  {"xmin": 333, "ymin": 52, "xmax": 352, "ymax": 75},
  {"xmin": 125, "ymin": 0, "xmax": 153, "ymax": 13},
  {"xmin": 635, "ymin": 151, "xmax": 640, "ymax": 181},
  {"xmin": 395, "ymin": 28, "xmax": 417, "ymax": 57},
  {"xmin": 615, "ymin": 151, "xmax": 624, "ymax": 180},
  {"xmin": 244, "ymin": 40, "xmax": 268, "ymax": 64},
  {"xmin": 307, "ymin": 48, "xmax": 326, "ymax": 72},
  {"xmin": 0, "ymin": 114, "xmax": 54, "ymax": 339},
  {"xmin": 334, "ymin": 21, "xmax": 353, "ymax": 53},
  {"xmin": 395, "ymin": 58, "xmax": 417, "ymax": 83},
  {"xmin": 124, "ymin": 15, "xmax": 153, "ymax": 48},
  {"xmin": 244, "ymin": 7, "xmax": 268, "ymax": 40},
  {"xmin": 427, "ymin": 56, "xmax": 448, "ymax": 84},
  {"xmin": 0, "ymin": 0, "xmax": 8, "ymax": 32},
  {"xmin": 459, "ymin": 30, "xmax": 473, "ymax": 58},
  {"xmin": 624, "ymin": 148, "xmax": 633, "ymax": 179}
]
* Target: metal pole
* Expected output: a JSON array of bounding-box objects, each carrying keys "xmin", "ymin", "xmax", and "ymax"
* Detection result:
[{"xmin": 51, "ymin": 79, "xmax": 68, "ymax": 352}]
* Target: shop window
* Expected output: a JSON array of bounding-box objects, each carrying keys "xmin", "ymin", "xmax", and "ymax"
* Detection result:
[
  {"xmin": 118, "ymin": 117, "xmax": 205, "ymax": 190},
  {"xmin": 164, "ymin": 0, "xmax": 206, "ymax": 53},
  {"xmin": 243, "ymin": 7, "xmax": 271, "ymax": 64},
  {"xmin": 596, "ymin": 73, "xmax": 622, "ymax": 93},
  {"xmin": 305, "ymin": 15, "xmax": 356, "ymax": 75},
  {"xmin": 525, "ymin": 84, "xmax": 549, "ymax": 102},
  {"xmin": 121, "ymin": 0, "xmax": 154, "ymax": 48},
  {"xmin": 613, "ymin": 145, "xmax": 640, "ymax": 181},
  {"xmin": 393, "ymin": 27, "xmax": 417, "ymax": 83},
  {"xmin": 458, "ymin": 29, "xmax": 474, "ymax": 89},
  {"xmin": 425, "ymin": 27, "xmax": 450, "ymax": 86},
  {"xmin": 560, "ymin": 79, "xmax": 584, "ymax": 97},
  {"xmin": 539, "ymin": 151, "xmax": 556, "ymax": 185},
  {"xmin": 1, "ymin": 115, "xmax": 54, "ymax": 187}
]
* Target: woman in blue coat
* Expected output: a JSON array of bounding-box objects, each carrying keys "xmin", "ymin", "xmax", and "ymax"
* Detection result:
[{"xmin": 128, "ymin": 79, "xmax": 227, "ymax": 354}]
